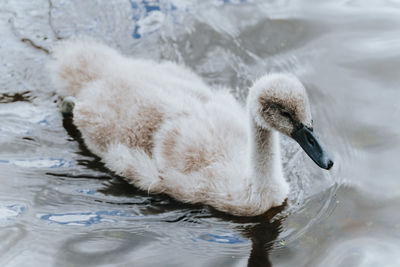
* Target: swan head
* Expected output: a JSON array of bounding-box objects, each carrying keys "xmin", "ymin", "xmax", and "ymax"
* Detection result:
[{"xmin": 248, "ymin": 73, "xmax": 334, "ymax": 170}]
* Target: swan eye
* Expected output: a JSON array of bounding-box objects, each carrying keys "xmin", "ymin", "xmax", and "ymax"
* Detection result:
[{"xmin": 280, "ymin": 111, "xmax": 292, "ymax": 119}]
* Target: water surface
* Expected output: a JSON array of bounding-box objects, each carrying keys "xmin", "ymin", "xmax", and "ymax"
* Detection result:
[{"xmin": 0, "ymin": 0, "xmax": 399, "ymax": 266}]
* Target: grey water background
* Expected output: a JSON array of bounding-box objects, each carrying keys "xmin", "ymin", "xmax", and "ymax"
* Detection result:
[{"xmin": 0, "ymin": 0, "xmax": 399, "ymax": 266}]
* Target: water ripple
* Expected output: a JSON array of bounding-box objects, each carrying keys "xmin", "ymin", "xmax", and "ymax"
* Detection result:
[
  {"xmin": 0, "ymin": 204, "xmax": 25, "ymax": 223},
  {"xmin": 198, "ymin": 232, "xmax": 245, "ymax": 244},
  {"xmin": 40, "ymin": 210, "xmax": 136, "ymax": 226},
  {"xmin": 1, "ymin": 158, "xmax": 75, "ymax": 169}
]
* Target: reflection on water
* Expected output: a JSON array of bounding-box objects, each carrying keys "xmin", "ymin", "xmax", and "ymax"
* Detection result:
[{"xmin": 0, "ymin": 0, "xmax": 399, "ymax": 266}]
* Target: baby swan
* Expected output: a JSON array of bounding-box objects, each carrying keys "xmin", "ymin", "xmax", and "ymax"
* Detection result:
[{"xmin": 49, "ymin": 39, "xmax": 333, "ymax": 216}]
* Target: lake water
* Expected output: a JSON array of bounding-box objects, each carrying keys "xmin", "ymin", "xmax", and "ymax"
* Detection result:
[{"xmin": 1, "ymin": 0, "xmax": 399, "ymax": 266}]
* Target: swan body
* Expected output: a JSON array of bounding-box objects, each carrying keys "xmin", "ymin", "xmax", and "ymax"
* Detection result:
[{"xmin": 49, "ymin": 39, "xmax": 332, "ymax": 216}]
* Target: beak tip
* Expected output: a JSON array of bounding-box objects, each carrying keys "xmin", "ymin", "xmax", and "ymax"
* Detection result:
[{"xmin": 326, "ymin": 159, "xmax": 334, "ymax": 170}]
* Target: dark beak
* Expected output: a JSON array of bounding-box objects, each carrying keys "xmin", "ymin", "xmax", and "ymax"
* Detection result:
[{"xmin": 291, "ymin": 124, "xmax": 334, "ymax": 170}]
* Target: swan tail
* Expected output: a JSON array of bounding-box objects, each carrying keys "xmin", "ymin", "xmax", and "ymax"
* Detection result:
[{"xmin": 48, "ymin": 38, "xmax": 121, "ymax": 97}]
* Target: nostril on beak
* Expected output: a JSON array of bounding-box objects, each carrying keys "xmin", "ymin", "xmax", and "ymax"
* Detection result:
[
  {"xmin": 327, "ymin": 159, "xmax": 334, "ymax": 170},
  {"xmin": 306, "ymin": 132, "xmax": 315, "ymax": 147}
]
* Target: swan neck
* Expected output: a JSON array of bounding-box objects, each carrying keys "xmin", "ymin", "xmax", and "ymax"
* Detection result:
[{"xmin": 250, "ymin": 120, "xmax": 284, "ymax": 189}]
